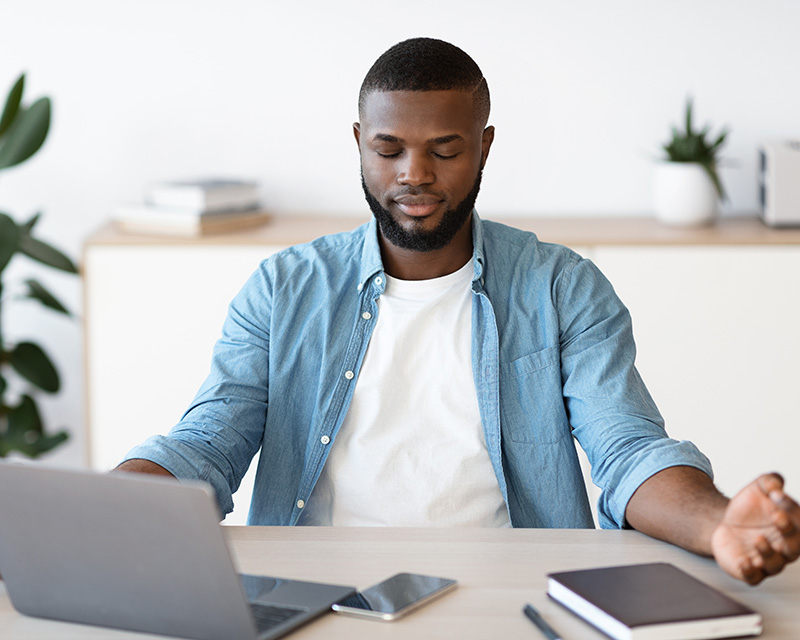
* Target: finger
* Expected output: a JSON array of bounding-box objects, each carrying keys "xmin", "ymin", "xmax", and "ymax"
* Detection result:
[
  {"xmin": 744, "ymin": 570, "xmax": 766, "ymax": 586},
  {"xmin": 753, "ymin": 534, "xmax": 789, "ymax": 577},
  {"xmin": 771, "ymin": 508, "xmax": 794, "ymax": 534},
  {"xmin": 752, "ymin": 534, "xmax": 772, "ymax": 567},
  {"xmin": 769, "ymin": 489, "xmax": 800, "ymax": 533},
  {"xmin": 757, "ymin": 472, "xmax": 785, "ymax": 496},
  {"xmin": 761, "ymin": 555, "xmax": 787, "ymax": 577},
  {"xmin": 780, "ymin": 536, "xmax": 800, "ymax": 562},
  {"xmin": 765, "ymin": 519, "xmax": 800, "ymax": 562},
  {"xmin": 773, "ymin": 492, "xmax": 800, "ymax": 518},
  {"xmin": 739, "ymin": 559, "xmax": 766, "ymax": 586}
]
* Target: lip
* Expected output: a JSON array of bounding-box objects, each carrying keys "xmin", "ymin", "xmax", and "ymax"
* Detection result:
[{"xmin": 393, "ymin": 194, "xmax": 443, "ymax": 217}]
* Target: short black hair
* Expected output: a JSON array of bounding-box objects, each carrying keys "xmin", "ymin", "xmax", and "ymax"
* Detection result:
[{"xmin": 358, "ymin": 37, "xmax": 490, "ymax": 126}]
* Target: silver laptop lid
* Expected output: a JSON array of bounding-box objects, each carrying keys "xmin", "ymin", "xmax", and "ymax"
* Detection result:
[{"xmin": 0, "ymin": 462, "xmax": 258, "ymax": 640}]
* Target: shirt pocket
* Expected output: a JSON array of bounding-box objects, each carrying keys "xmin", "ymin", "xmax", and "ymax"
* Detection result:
[{"xmin": 499, "ymin": 345, "xmax": 569, "ymax": 444}]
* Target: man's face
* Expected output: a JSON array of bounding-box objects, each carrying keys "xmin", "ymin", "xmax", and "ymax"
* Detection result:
[{"xmin": 354, "ymin": 90, "xmax": 494, "ymax": 252}]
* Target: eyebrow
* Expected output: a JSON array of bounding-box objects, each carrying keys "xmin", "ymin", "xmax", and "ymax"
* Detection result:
[{"xmin": 372, "ymin": 133, "xmax": 465, "ymax": 145}]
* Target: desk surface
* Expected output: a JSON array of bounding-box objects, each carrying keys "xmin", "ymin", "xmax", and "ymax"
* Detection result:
[{"xmin": 1, "ymin": 526, "xmax": 798, "ymax": 639}]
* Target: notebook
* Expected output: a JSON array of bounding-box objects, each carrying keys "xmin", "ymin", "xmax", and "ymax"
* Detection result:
[
  {"xmin": 547, "ymin": 562, "xmax": 762, "ymax": 640},
  {"xmin": 0, "ymin": 462, "xmax": 355, "ymax": 640}
]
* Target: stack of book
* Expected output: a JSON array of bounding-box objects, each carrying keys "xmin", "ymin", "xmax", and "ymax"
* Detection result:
[{"xmin": 112, "ymin": 179, "xmax": 269, "ymax": 237}]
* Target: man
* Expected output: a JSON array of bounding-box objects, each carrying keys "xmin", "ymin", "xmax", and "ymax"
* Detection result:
[{"xmin": 118, "ymin": 38, "xmax": 800, "ymax": 585}]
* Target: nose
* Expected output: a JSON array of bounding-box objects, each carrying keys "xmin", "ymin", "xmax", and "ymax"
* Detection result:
[{"xmin": 397, "ymin": 151, "xmax": 435, "ymax": 186}]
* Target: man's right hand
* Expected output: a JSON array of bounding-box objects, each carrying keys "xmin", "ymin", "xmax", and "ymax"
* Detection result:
[{"xmin": 113, "ymin": 459, "xmax": 175, "ymax": 477}]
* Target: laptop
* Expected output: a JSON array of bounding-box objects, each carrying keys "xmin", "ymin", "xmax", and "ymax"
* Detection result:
[{"xmin": 0, "ymin": 462, "xmax": 355, "ymax": 639}]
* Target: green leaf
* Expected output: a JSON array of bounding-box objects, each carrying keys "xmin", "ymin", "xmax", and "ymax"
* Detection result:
[
  {"xmin": 662, "ymin": 96, "xmax": 729, "ymax": 201},
  {"xmin": 0, "ymin": 373, "xmax": 6, "ymax": 397},
  {"xmin": 17, "ymin": 233, "xmax": 78, "ymax": 273},
  {"xmin": 685, "ymin": 97, "xmax": 693, "ymax": 135},
  {"xmin": 699, "ymin": 159, "xmax": 726, "ymax": 201},
  {"xmin": 0, "ymin": 212, "xmax": 19, "ymax": 273},
  {"xmin": 0, "ymin": 73, "xmax": 25, "ymax": 138},
  {"xmin": 21, "ymin": 211, "xmax": 41, "ymax": 234},
  {"xmin": 24, "ymin": 278, "xmax": 71, "ymax": 315},
  {"xmin": 0, "ymin": 394, "xmax": 68, "ymax": 458},
  {"xmin": 710, "ymin": 130, "xmax": 728, "ymax": 151},
  {"xmin": 8, "ymin": 341, "xmax": 60, "ymax": 392},
  {"xmin": 7, "ymin": 394, "xmax": 43, "ymax": 434},
  {"xmin": 0, "ymin": 96, "xmax": 51, "ymax": 170},
  {"xmin": 25, "ymin": 431, "xmax": 69, "ymax": 457}
]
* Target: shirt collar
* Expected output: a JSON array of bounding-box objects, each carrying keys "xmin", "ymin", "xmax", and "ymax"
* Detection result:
[
  {"xmin": 358, "ymin": 217, "xmax": 384, "ymax": 291},
  {"xmin": 357, "ymin": 210, "xmax": 487, "ymax": 290},
  {"xmin": 470, "ymin": 209, "xmax": 486, "ymax": 283}
]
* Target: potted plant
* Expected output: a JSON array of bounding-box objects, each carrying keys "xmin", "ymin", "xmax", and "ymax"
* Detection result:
[
  {"xmin": 0, "ymin": 73, "xmax": 77, "ymax": 457},
  {"xmin": 653, "ymin": 97, "xmax": 729, "ymax": 226}
]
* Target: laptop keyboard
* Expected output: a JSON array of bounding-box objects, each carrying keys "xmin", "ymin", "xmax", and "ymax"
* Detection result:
[{"xmin": 249, "ymin": 602, "xmax": 307, "ymax": 633}]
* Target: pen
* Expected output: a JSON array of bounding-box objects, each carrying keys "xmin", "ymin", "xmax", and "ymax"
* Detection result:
[{"xmin": 523, "ymin": 604, "xmax": 563, "ymax": 640}]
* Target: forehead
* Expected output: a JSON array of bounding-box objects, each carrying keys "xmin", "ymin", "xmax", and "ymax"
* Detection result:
[{"xmin": 359, "ymin": 90, "xmax": 480, "ymax": 138}]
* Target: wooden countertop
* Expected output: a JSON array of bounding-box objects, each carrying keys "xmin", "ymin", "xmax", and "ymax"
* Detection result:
[
  {"xmin": 4, "ymin": 526, "xmax": 797, "ymax": 639},
  {"xmin": 84, "ymin": 214, "xmax": 800, "ymax": 247}
]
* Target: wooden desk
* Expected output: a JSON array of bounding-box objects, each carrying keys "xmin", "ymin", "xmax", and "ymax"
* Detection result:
[{"xmin": 1, "ymin": 527, "xmax": 798, "ymax": 638}]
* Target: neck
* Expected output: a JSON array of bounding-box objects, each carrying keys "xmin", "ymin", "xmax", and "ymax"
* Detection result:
[{"xmin": 379, "ymin": 216, "xmax": 473, "ymax": 281}]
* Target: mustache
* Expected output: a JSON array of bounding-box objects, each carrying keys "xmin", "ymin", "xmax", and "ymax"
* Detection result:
[
  {"xmin": 388, "ymin": 187, "xmax": 445, "ymax": 199},
  {"xmin": 358, "ymin": 170, "xmax": 443, "ymax": 199}
]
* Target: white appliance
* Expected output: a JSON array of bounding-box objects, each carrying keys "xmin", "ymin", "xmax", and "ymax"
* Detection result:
[{"xmin": 759, "ymin": 139, "xmax": 800, "ymax": 227}]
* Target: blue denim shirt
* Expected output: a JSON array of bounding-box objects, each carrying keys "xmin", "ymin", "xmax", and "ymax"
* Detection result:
[{"xmin": 125, "ymin": 212, "xmax": 712, "ymax": 529}]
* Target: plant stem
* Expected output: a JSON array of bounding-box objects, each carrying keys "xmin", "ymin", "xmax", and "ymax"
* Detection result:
[{"xmin": 0, "ymin": 279, "xmax": 4, "ymax": 354}]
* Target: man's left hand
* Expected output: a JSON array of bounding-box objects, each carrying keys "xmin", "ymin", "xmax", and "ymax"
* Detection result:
[{"xmin": 711, "ymin": 473, "xmax": 800, "ymax": 585}]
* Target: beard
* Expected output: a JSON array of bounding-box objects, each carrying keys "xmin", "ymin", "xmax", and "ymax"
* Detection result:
[{"xmin": 361, "ymin": 169, "xmax": 483, "ymax": 253}]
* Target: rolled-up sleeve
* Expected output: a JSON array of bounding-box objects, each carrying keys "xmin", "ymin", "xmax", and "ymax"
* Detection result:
[
  {"xmin": 122, "ymin": 261, "xmax": 274, "ymax": 517},
  {"xmin": 558, "ymin": 255, "xmax": 713, "ymax": 529}
]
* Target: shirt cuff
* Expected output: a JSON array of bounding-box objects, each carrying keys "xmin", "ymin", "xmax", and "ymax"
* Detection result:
[
  {"xmin": 122, "ymin": 435, "xmax": 235, "ymax": 517},
  {"xmin": 597, "ymin": 439, "xmax": 714, "ymax": 529}
]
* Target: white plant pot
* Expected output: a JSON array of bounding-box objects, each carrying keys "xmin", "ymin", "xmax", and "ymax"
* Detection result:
[{"xmin": 653, "ymin": 162, "xmax": 719, "ymax": 227}]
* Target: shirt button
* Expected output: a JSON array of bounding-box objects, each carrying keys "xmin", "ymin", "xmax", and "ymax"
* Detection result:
[
  {"xmin": 344, "ymin": 370, "xmax": 355, "ymax": 380},
  {"xmin": 320, "ymin": 435, "xmax": 330, "ymax": 445},
  {"xmin": 362, "ymin": 312, "xmax": 372, "ymax": 320},
  {"xmin": 357, "ymin": 283, "xmax": 363, "ymax": 291},
  {"xmin": 296, "ymin": 499, "xmax": 305, "ymax": 509},
  {"xmin": 375, "ymin": 277, "xmax": 383, "ymax": 285}
]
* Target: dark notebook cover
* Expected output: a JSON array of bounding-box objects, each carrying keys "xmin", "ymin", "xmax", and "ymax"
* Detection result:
[{"xmin": 548, "ymin": 562, "xmax": 761, "ymax": 637}]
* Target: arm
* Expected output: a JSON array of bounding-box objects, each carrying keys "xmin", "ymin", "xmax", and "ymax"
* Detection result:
[
  {"xmin": 113, "ymin": 458, "xmax": 175, "ymax": 477},
  {"xmin": 118, "ymin": 263, "xmax": 274, "ymax": 516},
  {"xmin": 556, "ymin": 256, "xmax": 713, "ymax": 529},
  {"xmin": 626, "ymin": 466, "xmax": 800, "ymax": 584},
  {"xmin": 554, "ymin": 257, "xmax": 800, "ymax": 582}
]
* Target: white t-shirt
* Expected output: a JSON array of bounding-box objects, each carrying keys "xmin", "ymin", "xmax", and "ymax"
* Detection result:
[{"xmin": 298, "ymin": 258, "xmax": 511, "ymax": 527}]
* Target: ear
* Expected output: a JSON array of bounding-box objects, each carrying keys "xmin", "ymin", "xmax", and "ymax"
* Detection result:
[
  {"xmin": 480, "ymin": 126, "xmax": 495, "ymax": 168},
  {"xmin": 353, "ymin": 122, "xmax": 362, "ymax": 153}
]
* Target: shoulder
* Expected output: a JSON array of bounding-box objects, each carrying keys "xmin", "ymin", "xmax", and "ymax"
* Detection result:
[
  {"xmin": 248, "ymin": 222, "xmax": 369, "ymax": 286},
  {"xmin": 480, "ymin": 218, "xmax": 583, "ymax": 274},
  {"xmin": 265, "ymin": 223, "xmax": 370, "ymax": 269},
  {"xmin": 232, "ymin": 223, "xmax": 369, "ymax": 303},
  {"xmin": 479, "ymin": 218, "xmax": 619, "ymax": 306}
]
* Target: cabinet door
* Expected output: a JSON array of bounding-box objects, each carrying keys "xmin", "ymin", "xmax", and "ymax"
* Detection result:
[
  {"xmin": 85, "ymin": 244, "xmax": 285, "ymax": 523},
  {"xmin": 591, "ymin": 246, "xmax": 800, "ymax": 498}
]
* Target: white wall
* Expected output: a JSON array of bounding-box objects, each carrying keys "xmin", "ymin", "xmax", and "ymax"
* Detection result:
[{"xmin": 2, "ymin": 0, "xmax": 799, "ymax": 467}]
